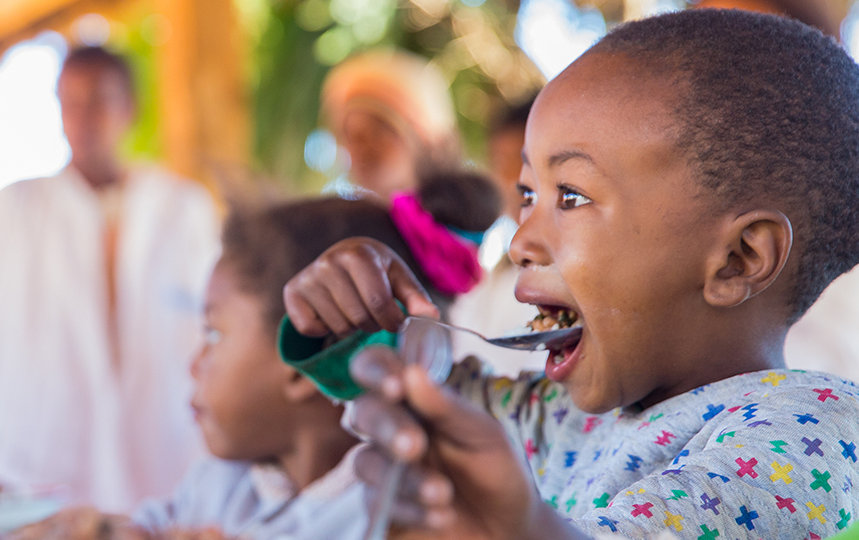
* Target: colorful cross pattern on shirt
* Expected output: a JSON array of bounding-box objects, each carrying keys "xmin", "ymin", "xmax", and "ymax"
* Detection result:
[{"xmin": 449, "ymin": 359, "xmax": 859, "ymax": 538}]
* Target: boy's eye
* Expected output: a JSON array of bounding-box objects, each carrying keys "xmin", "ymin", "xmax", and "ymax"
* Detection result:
[
  {"xmin": 517, "ymin": 184, "xmax": 536, "ymax": 207},
  {"xmin": 203, "ymin": 326, "xmax": 222, "ymax": 346},
  {"xmin": 558, "ymin": 186, "xmax": 592, "ymax": 209}
]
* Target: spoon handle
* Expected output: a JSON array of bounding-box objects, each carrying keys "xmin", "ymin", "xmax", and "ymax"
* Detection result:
[
  {"xmin": 404, "ymin": 315, "xmax": 580, "ymax": 352},
  {"xmin": 363, "ymin": 316, "xmax": 453, "ymax": 540},
  {"xmin": 363, "ymin": 460, "xmax": 407, "ymax": 540}
]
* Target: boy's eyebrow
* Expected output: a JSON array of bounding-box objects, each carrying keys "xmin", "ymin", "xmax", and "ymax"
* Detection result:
[
  {"xmin": 520, "ymin": 149, "xmax": 595, "ymax": 168},
  {"xmin": 547, "ymin": 149, "xmax": 594, "ymax": 168}
]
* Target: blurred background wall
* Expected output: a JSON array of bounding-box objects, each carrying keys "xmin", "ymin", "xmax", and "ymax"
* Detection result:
[{"xmin": 0, "ymin": 0, "xmax": 855, "ymax": 196}]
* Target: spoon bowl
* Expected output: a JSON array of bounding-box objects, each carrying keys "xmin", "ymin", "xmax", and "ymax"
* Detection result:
[{"xmin": 403, "ymin": 316, "xmax": 582, "ymax": 352}]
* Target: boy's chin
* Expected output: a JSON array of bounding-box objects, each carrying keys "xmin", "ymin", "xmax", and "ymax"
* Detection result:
[
  {"xmin": 201, "ymin": 433, "xmax": 241, "ymax": 461},
  {"xmin": 565, "ymin": 377, "xmax": 637, "ymax": 415},
  {"xmin": 205, "ymin": 439, "xmax": 270, "ymax": 463},
  {"xmin": 567, "ymin": 390, "xmax": 620, "ymax": 415}
]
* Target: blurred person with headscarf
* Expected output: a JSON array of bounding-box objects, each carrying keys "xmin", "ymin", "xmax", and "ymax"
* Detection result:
[{"xmin": 320, "ymin": 48, "xmax": 462, "ymax": 203}]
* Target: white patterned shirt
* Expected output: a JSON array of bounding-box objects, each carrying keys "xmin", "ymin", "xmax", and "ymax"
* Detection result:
[{"xmin": 450, "ymin": 358, "xmax": 859, "ymax": 539}]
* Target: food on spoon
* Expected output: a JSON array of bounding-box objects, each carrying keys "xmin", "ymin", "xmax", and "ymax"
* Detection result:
[
  {"xmin": 523, "ymin": 308, "xmax": 583, "ymax": 371},
  {"xmin": 527, "ymin": 308, "xmax": 578, "ymax": 332}
]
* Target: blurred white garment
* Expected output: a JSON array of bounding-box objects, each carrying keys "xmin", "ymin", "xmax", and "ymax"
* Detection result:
[
  {"xmin": 0, "ymin": 165, "xmax": 219, "ymax": 512},
  {"xmin": 449, "ymin": 218, "xmax": 543, "ymax": 376},
  {"xmin": 785, "ymin": 265, "xmax": 859, "ymax": 382},
  {"xmin": 133, "ymin": 447, "xmax": 367, "ymax": 539}
]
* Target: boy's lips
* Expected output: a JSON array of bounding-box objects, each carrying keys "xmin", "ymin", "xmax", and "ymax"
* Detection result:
[
  {"xmin": 531, "ymin": 303, "xmax": 585, "ymax": 382},
  {"xmin": 544, "ymin": 328, "xmax": 584, "ymax": 382},
  {"xmin": 190, "ymin": 400, "xmax": 205, "ymax": 422},
  {"xmin": 515, "ymin": 274, "xmax": 584, "ymax": 378}
]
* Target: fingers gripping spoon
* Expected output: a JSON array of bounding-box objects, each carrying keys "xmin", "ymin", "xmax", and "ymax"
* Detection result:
[
  {"xmin": 362, "ymin": 316, "xmax": 581, "ymax": 539},
  {"xmin": 362, "ymin": 316, "xmax": 452, "ymax": 540}
]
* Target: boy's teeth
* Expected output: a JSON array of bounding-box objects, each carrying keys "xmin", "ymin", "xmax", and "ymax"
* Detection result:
[
  {"xmin": 529, "ymin": 308, "xmax": 579, "ymax": 332},
  {"xmin": 553, "ymin": 353, "xmax": 564, "ymax": 365}
]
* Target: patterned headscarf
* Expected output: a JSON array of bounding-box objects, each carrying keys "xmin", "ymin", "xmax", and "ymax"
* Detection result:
[{"xmin": 321, "ymin": 48, "xmax": 458, "ymax": 150}]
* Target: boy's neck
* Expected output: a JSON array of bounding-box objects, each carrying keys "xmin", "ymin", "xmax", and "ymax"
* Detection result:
[
  {"xmin": 639, "ymin": 309, "xmax": 788, "ymax": 410},
  {"xmin": 276, "ymin": 422, "xmax": 358, "ymax": 491}
]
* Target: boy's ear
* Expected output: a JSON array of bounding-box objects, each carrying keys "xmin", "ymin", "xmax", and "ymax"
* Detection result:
[
  {"xmin": 282, "ymin": 369, "xmax": 320, "ymax": 403},
  {"xmin": 703, "ymin": 209, "xmax": 793, "ymax": 308}
]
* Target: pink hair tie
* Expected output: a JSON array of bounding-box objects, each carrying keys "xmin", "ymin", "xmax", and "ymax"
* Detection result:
[{"xmin": 389, "ymin": 192, "xmax": 482, "ymax": 295}]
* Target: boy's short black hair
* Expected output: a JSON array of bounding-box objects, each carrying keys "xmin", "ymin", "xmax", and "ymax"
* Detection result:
[
  {"xmin": 591, "ymin": 9, "xmax": 859, "ymax": 321},
  {"xmin": 62, "ymin": 46, "xmax": 134, "ymax": 98}
]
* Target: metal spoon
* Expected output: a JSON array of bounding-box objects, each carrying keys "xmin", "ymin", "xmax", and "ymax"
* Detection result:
[{"xmin": 403, "ymin": 315, "xmax": 582, "ymax": 352}]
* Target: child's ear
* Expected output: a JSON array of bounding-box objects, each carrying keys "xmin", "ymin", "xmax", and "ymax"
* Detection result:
[
  {"xmin": 282, "ymin": 368, "xmax": 320, "ymax": 403},
  {"xmin": 703, "ymin": 209, "xmax": 793, "ymax": 308}
]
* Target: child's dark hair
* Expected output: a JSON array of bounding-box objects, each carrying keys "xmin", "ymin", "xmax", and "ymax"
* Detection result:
[
  {"xmin": 417, "ymin": 168, "xmax": 502, "ymax": 233},
  {"xmin": 221, "ymin": 170, "xmax": 500, "ymax": 332},
  {"xmin": 62, "ymin": 46, "xmax": 134, "ymax": 97},
  {"xmin": 489, "ymin": 95, "xmax": 537, "ymax": 137},
  {"xmin": 590, "ymin": 9, "xmax": 859, "ymax": 321}
]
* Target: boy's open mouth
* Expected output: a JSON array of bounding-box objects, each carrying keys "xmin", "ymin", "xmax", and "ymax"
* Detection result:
[{"xmin": 529, "ymin": 306, "xmax": 584, "ymax": 381}]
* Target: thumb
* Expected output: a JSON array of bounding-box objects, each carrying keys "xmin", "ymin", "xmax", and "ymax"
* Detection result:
[
  {"xmin": 389, "ymin": 259, "xmax": 440, "ymax": 320},
  {"xmin": 402, "ymin": 365, "xmax": 503, "ymax": 448},
  {"xmin": 401, "ymin": 365, "xmax": 540, "ymax": 540}
]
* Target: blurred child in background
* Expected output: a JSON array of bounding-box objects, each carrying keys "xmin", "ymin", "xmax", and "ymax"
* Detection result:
[{"xmin": 10, "ymin": 168, "xmax": 499, "ymax": 539}]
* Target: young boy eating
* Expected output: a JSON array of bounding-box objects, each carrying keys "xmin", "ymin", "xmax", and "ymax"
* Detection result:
[{"xmin": 283, "ymin": 8, "xmax": 859, "ymax": 539}]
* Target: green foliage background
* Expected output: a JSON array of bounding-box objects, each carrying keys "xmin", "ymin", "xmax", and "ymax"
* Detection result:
[
  {"xmin": 247, "ymin": 0, "xmax": 544, "ymax": 194},
  {"xmin": 71, "ymin": 0, "xmax": 854, "ymax": 194}
]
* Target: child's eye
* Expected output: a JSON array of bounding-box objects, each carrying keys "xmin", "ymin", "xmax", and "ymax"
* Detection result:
[
  {"xmin": 558, "ymin": 186, "xmax": 592, "ymax": 209},
  {"xmin": 517, "ymin": 184, "xmax": 536, "ymax": 207},
  {"xmin": 203, "ymin": 326, "xmax": 222, "ymax": 346}
]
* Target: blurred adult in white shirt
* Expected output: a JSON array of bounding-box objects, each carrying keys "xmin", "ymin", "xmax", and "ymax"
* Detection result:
[{"xmin": 0, "ymin": 46, "xmax": 218, "ymax": 512}]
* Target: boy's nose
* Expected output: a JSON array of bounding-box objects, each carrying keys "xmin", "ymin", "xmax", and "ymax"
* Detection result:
[
  {"xmin": 509, "ymin": 212, "xmax": 552, "ymax": 268},
  {"xmin": 189, "ymin": 346, "xmax": 208, "ymax": 379}
]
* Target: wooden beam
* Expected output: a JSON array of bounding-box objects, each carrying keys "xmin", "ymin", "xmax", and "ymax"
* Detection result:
[
  {"xmin": 0, "ymin": 0, "xmax": 85, "ymax": 54},
  {"xmin": 0, "ymin": 0, "xmax": 125, "ymax": 58},
  {"xmin": 0, "ymin": 0, "xmax": 82, "ymax": 39},
  {"xmin": 152, "ymin": 0, "xmax": 249, "ymax": 194},
  {"xmin": 0, "ymin": 0, "xmax": 249, "ymax": 196}
]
